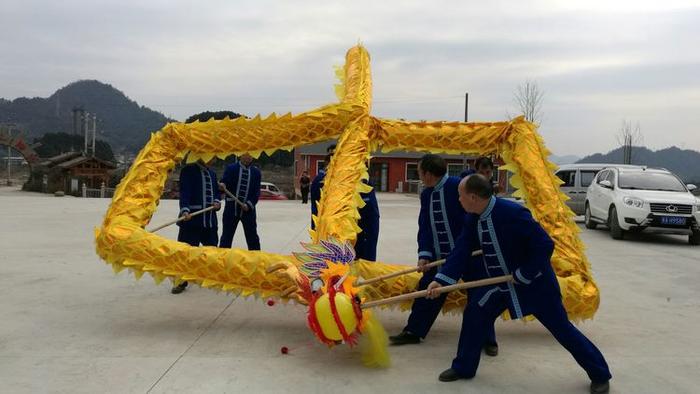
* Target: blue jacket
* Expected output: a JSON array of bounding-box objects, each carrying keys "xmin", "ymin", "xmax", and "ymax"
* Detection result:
[
  {"xmin": 358, "ymin": 186, "xmax": 380, "ymax": 233},
  {"xmin": 417, "ymin": 175, "xmax": 465, "ymax": 261},
  {"xmin": 178, "ymin": 163, "xmax": 221, "ymax": 229},
  {"xmin": 310, "ymin": 171, "xmax": 380, "ymax": 232},
  {"xmin": 221, "ymin": 162, "xmax": 261, "ymax": 216},
  {"xmin": 309, "ymin": 170, "xmax": 326, "ymax": 228},
  {"xmin": 435, "ymin": 197, "xmax": 559, "ymax": 319}
]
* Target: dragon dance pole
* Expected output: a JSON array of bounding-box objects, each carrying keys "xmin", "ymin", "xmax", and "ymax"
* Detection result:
[
  {"xmin": 355, "ymin": 250, "xmax": 483, "ymax": 287},
  {"xmin": 148, "ymin": 205, "xmax": 217, "ymax": 232},
  {"xmin": 361, "ymin": 274, "xmax": 513, "ymax": 309}
]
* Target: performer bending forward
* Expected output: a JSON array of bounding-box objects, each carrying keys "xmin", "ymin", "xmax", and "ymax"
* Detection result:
[{"xmin": 427, "ymin": 174, "xmax": 611, "ymax": 394}]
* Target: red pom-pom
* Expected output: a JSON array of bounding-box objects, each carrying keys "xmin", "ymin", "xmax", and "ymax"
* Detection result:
[
  {"xmin": 267, "ymin": 299, "xmax": 275, "ymax": 306},
  {"xmin": 280, "ymin": 346, "xmax": 289, "ymax": 354}
]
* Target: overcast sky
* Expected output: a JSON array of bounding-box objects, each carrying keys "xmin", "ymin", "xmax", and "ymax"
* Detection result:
[{"xmin": 1, "ymin": 0, "xmax": 698, "ymax": 156}]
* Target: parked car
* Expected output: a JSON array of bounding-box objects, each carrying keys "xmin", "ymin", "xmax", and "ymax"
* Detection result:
[
  {"xmin": 260, "ymin": 181, "xmax": 288, "ymax": 200},
  {"xmin": 555, "ymin": 163, "xmax": 639, "ymax": 215},
  {"xmin": 584, "ymin": 165, "xmax": 700, "ymax": 244}
]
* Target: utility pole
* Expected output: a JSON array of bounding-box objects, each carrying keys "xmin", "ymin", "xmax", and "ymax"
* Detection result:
[
  {"xmin": 91, "ymin": 114, "xmax": 97, "ymax": 157},
  {"xmin": 84, "ymin": 112, "xmax": 89, "ymax": 155},
  {"xmin": 464, "ymin": 93, "xmax": 469, "ymax": 122},
  {"xmin": 72, "ymin": 106, "xmax": 84, "ymax": 152},
  {"xmin": 462, "ymin": 93, "xmax": 469, "ymax": 169}
]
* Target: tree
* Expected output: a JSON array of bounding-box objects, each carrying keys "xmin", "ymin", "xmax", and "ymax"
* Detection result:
[
  {"xmin": 185, "ymin": 111, "xmax": 243, "ymax": 123},
  {"xmin": 33, "ymin": 132, "xmax": 115, "ymax": 161},
  {"xmin": 511, "ymin": 80, "xmax": 544, "ymax": 125},
  {"xmin": 616, "ymin": 120, "xmax": 643, "ymax": 164}
]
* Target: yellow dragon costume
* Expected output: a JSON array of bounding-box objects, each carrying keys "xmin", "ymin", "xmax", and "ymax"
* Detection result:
[{"xmin": 95, "ymin": 45, "xmax": 599, "ymax": 367}]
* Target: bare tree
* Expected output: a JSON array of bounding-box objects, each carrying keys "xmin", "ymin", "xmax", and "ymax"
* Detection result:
[
  {"xmin": 616, "ymin": 120, "xmax": 643, "ymax": 164},
  {"xmin": 511, "ymin": 80, "xmax": 544, "ymax": 125}
]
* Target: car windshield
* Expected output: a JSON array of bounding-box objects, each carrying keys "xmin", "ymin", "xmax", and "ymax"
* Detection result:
[{"xmin": 618, "ymin": 172, "xmax": 686, "ymax": 192}]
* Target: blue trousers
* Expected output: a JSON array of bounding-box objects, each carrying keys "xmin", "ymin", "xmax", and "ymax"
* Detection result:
[
  {"xmin": 354, "ymin": 227, "xmax": 379, "ymax": 261},
  {"xmin": 219, "ymin": 206, "xmax": 260, "ymax": 250},
  {"xmin": 452, "ymin": 290, "xmax": 612, "ymax": 381},
  {"xmin": 405, "ymin": 267, "xmax": 496, "ymax": 343},
  {"xmin": 177, "ymin": 226, "xmax": 218, "ymax": 247}
]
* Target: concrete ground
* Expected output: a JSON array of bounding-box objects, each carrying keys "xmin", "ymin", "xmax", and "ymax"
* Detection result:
[{"xmin": 1, "ymin": 185, "xmax": 698, "ymax": 393}]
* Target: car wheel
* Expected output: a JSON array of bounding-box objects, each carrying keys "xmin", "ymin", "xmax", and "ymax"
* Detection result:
[
  {"xmin": 584, "ymin": 203, "xmax": 597, "ymax": 229},
  {"xmin": 690, "ymin": 229, "xmax": 700, "ymax": 245},
  {"xmin": 609, "ymin": 206, "xmax": 624, "ymax": 240}
]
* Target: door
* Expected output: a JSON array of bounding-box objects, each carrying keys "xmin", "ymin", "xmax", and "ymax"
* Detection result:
[
  {"xmin": 556, "ymin": 170, "xmax": 579, "ymax": 213},
  {"xmin": 369, "ymin": 162, "xmax": 388, "ymax": 192},
  {"xmin": 579, "ymin": 169, "xmax": 598, "ymax": 210},
  {"xmin": 598, "ymin": 170, "xmax": 616, "ymax": 220},
  {"xmin": 589, "ymin": 170, "xmax": 608, "ymax": 218}
]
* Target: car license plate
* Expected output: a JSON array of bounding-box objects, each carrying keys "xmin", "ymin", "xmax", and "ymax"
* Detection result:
[{"xmin": 660, "ymin": 216, "xmax": 686, "ymax": 225}]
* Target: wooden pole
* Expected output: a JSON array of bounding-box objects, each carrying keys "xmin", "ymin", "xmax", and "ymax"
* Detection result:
[
  {"xmin": 148, "ymin": 205, "xmax": 217, "ymax": 232},
  {"xmin": 361, "ymin": 274, "xmax": 513, "ymax": 309},
  {"xmin": 220, "ymin": 184, "xmax": 248, "ymax": 208},
  {"xmin": 355, "ymin": 250, "xmax": 483, "ymax": 287}
]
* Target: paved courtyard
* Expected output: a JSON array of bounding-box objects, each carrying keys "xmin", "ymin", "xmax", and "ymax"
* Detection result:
[{"xmin": 1, "ymin": 186, "xmax": 698, "ymax": 393}]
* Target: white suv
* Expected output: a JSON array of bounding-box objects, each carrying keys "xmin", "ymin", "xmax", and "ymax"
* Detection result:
[{"xmin": 584, "ymin": 166, "xmax": 700, "ymax": 245}]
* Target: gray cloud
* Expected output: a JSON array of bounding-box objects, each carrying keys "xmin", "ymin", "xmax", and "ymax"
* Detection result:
[{"xmin": 1, "ymin": 0, "xmax": 699, "ymax": 156}]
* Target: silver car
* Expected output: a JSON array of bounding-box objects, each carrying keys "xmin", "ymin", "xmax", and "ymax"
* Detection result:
[{"xmin": 555, "ymin": 163, "xmax": 640, "ymax": 215}]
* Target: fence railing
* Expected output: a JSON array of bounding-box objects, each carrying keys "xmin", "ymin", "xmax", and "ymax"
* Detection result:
[
  {"xmin": 406, "ymin": 180, "xmax": 423, "ymax": 194},
  {"xmin": 82, "ymin": 183, "xmax": 115, "ymax": 198}
]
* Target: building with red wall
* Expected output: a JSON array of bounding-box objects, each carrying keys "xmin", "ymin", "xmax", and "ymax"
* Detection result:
[{"xmin": 294, "ymin": 141, "xmax": 507, "ymax": 194}]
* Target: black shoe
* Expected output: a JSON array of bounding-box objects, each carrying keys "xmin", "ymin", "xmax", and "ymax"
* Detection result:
[
  {"xmin": 438, "ymin": 368, "xmax": 466, "ymax": 382},
  {"xmin": 483, "ymin": 342, "xmax": 499, "ymax": 357},
  {"xmin": 590, "ymin": 380, "xmax": 610, "ymax": 394},
  {"xmin": 171, "ymin": 281, "xmax": 188, "ymax": 294},
  {"xmin": 389, "ymin": 331, "xmax": 421, "ymax": 345}
]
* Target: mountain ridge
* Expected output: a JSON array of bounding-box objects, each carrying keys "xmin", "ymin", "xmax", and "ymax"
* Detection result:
[
  {"xmin": 0, "ymin": 80, "xmax": 172, "ymax": 153},
  {"xmin": 577, "ymin": 146, "xmax": 700, "ymax": 183}
]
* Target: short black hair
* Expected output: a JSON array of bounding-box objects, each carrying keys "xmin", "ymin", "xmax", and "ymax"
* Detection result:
[
  {"xmin": 327, "ymin": 144, "xmax": 337, "ymax": 153},
  {"xmin": 475, "ymin": 156, "xmax": 494, "ymax": 170},
  {"xmin": 464, "ymin": 174, "xmax": 493, "ymax": 199},
  {"xmin": 419, "ymin": 154, "xmax": 447, "ymax": 177}
]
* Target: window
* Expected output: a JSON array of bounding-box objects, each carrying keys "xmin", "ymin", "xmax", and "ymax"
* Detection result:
[
  {"xmin": 316, "ymin": 160, "xmax": 326, "ymax": 174},
  {"xmin": 493, "ymin": 165, "xmax": 500, "ymax": 182},
  {"xmin": 447, "ymin": 163, "xmax": 463, "ymax": 177},
  {"xmin": 605, "ymin": 170, "xmax": 615, "ymax": 184},
  {"xmin": 556, "ymin": 170, "xmax": 576, "ymax": 187},
  {"xmin": 596, "ymin": 170, "xmax": 609, "ymax": 184},
  {"xmin": 580, "ymin": 170, "xmax": 597, "ymax": 187},
  {"xmin": 405, "ymin": 162, "xmax": 419, "ymax": 181},
  {"xmin": 619, "ymin": 171, "xmax": 686, "ymax": 192}
]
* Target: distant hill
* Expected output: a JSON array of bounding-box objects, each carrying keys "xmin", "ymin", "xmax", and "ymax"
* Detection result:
[
  {"xmin": 577, "ymin": 146, "xmax": 700, "ymax": 183},
  {"xmin": 0, "ymin": 80, "xmax": 172, "ymax": 153},
  {"xmin": 549, "ymin": 154, "xmax": 581, "ymax": 165}
]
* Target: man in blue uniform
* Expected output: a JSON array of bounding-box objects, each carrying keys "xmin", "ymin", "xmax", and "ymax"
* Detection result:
[
  {"xmin": 427, "ymin": 174, "xmax": 611, "ymax": 394},
  {"xmin": 310, "ymin": 144, "xmax": 380, "ymax": 261},
  {"xmin": 218, "ymin": 153, "xmax": 262, "ymax": 250},
  {"xmin": 389, "ymin": 154, "xmax": 498, "ymax": 356},
  {"xmin": 172, "ymin": 160, "xmax": 221, "ymax": 294},
  {"xmin": 460, "ymin": 156, "xmax": 501, "ymax": 194}
]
